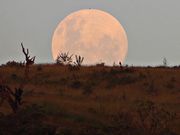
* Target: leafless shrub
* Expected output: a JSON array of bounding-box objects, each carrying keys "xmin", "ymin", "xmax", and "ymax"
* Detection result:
[
  {"xmin": 56, "ymin": 52, "xmax": 73, "ymax": 65},
  {"xmin": 163, "ymin": 58, "xmax": 168, "ymax": 67},
  {"xmin": 74, "ymin": 55, "xmax": 84, "ymax": 67}
]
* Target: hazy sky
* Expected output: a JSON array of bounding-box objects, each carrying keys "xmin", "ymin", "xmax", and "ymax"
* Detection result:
[{"xmin": 0, "ymin": 0, "xmax": 180, "ymax": 66}]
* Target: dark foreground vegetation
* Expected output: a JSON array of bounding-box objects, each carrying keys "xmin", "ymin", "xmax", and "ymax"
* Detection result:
[{"xmin": 0, "ymin": 63, "xmax": 180, "ymax": 135}]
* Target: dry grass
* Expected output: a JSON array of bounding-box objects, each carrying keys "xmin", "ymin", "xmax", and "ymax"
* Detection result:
[{"xmin": 0, "ymin": 64, "xmax": 180, "ymax": 135}]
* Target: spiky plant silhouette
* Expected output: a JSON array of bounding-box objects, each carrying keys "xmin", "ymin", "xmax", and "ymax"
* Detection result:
[
  {"xmin": 74, "ymin": 55, "xmax": 84, "ymax": 67},
  {"xmin": 56, "ymin": 52, "xmax": 73, "ymax": 65}
]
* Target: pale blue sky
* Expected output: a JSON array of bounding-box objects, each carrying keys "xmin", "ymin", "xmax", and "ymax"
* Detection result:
[{"xmin": 0, "ymin": 0, "xmax": 180, "ymax": 66}]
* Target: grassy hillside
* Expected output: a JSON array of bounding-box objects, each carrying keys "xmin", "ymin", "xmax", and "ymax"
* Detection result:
[{"xmin": 0, "ymin": 65, "xmax": 180, "ymax": 135}]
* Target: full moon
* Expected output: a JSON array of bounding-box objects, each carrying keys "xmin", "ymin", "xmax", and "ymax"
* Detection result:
[{"xmin": 52, "ymin": 9, "xmax": 128, "ymax": 65}]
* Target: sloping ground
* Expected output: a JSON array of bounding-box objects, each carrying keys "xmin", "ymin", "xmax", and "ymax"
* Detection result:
[{"xmin": 0, "ymin": 65, "xmax": 180, "ymax": 135}]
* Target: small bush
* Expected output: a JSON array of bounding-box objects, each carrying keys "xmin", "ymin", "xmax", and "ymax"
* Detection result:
[
  {"xmin": 56, "ymin": 52, "xmax": 73, "ymax": 65},
  {"xmin": 74, "ymin": 55, "xmax": 84, "ymax": 67},
  {"xmin": 163, "ymin": 58, "xmax": 168, "ymax": 67},
  {"xmin": 4, "ymin": 61, "xmax": 24, "ymax": 67}
]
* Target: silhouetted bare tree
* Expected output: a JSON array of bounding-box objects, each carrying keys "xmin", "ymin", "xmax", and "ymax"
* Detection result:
[
  {"xmin": 0, "ymin": 43, "xmax": 35, "ymax": 113},
  {"xmin": 21, "ymin": 43, "xmax": 35, "ymax": 79},
  {"xmin": 21, "ymin": 42, "xmax": 35, "ymax": 66}
]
